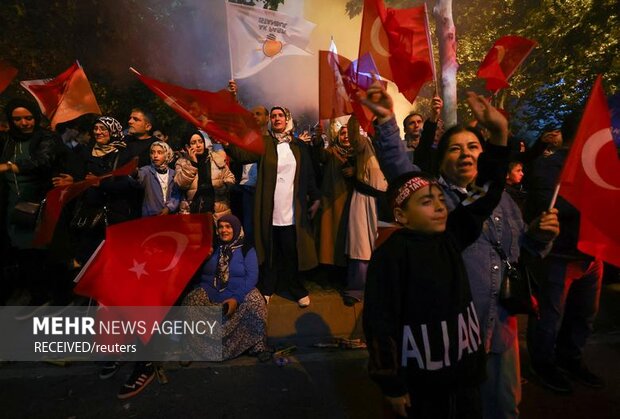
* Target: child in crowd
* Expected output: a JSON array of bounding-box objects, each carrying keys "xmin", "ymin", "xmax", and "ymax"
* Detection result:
[
  {"xmin": 131, "ymin": 140, "xmax": 181, "ymax": 216},
  {"xmin": 362, "ymin": 89, "xmax": 511, "ymax": 418}
]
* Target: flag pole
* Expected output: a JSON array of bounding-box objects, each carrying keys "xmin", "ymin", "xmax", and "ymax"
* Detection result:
[
  {"xmin": 225, "ymin": 0, "xmax": 235, "ymax": 81},
  {"xmin": 548, "ymin": 183, "xmax": 560, "ymax": 210},
  {"xmin": 424, "ymin": 3, "xmax": 438, "ymax": 97},
  {"xmin": 73, "ymin": 240, "xmax": 105, "ymax": 284},
  {"xmin": 504, "ymin": 42, "xmax": 537, "ymax": 82}
]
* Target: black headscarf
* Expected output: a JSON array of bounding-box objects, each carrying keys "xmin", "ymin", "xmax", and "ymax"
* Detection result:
[
  {"xmin": 187, "ymin": 130, "xmax": 214, "ymax": 213},
  {"xmin": 4, "ymin": 98, "xmax": 42, "ymax": 141}
]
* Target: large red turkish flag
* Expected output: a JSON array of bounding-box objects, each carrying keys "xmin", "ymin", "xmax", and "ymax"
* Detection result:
[
  {"xmin": 359, "ymin": 0, "xmax": 433, "ymax": 103},
  {"xmin": 74, "ymin": 214, "xmax": 213, "ymax": 306},
  {"xmin": 20, "ymin": 61, "xmax": 101, "ymax": 128},
  {"xmin": 132, "ymin": 68, "xmax": 264, "ymax": 155},
  {"xmin": 74, "ymin": 214, "xmax": 213, "ymax": 344},
  {"xmin": 559, "ymin": 76, "xmax": 620, "ymax": 267}
]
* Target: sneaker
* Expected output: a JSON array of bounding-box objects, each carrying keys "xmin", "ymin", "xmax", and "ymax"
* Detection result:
[
  {"xmin": 14, "ymin": 301, "xmax": 51, "ymax": 321},
  {"xmin": 99, "ymin": 361, "xmax": 122, "ymax": 380},
  {"xmin": 297, "ymin": 295, "xmax": 311, "ymax": 308},
  {"xmin": 557, "ymin": 358, "xmax": 605, "ymax": 389},
  {"xmin": 117, "ymin": 362, "xmax": 155, "ymax": 400},
  {"xmin": 531, "ymin": 363, "xmax": 573, "ymax": 393}
]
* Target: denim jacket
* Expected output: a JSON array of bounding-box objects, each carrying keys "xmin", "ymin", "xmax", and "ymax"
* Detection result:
[
  {"xmin": 130, "ymin": 165, "xmax": 181, "ymax": 217},
  {"xmin": 373, "ymin": 118, "xmax": 552, "ymax": 353}
]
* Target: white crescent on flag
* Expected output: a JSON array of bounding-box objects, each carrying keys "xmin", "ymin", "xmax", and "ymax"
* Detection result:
[
  {"xmin": 581, "ymin": 128, "xmax": 620, "ymax": 190},
  {"xmin": 141, "ymin": 231, "xmax": 190, "ymax": 272},
  {"xmin": 370, "ymin": 17, "xmax": 390, "ymax": 57}
]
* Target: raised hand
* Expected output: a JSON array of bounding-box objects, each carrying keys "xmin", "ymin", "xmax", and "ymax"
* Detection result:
[
  {"xmin": 528, "ymin": 208, "xmax": 560, "ymax": 242},
  {"xmin": 465, "ymin": 92, "xmax": 508, "ymax": 146},
  {"xmin": 298, "ymin": 130, "xmax": 311, "ymax": 143},
  {"xmin": 228, "ymin": 80, "xmax": 238, "ymax": 99},
  {"xmin": 430, "ymin": 96, "xmax": 443, "ymax": 122},
  {"xmin": 359, "ymin": 78, "xmax": 394, "ymax": 124},
  {"xmin": 185, "ymin": 145, "xmax": 198, "ymax": 163}
]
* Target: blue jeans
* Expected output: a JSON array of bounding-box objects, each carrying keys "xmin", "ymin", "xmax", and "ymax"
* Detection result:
[
  {"xmin": 528, "ymin": 257, "xmax": 603, "ymax": 365},
  {"xmin": 481, "ymin": 337, "xmax": 521, "ymax": 419}
]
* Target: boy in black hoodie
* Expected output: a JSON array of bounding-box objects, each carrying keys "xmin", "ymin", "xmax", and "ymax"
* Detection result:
[{"xmin": 362, "ymin": 87, "xmax": 510, "ymax": 418}]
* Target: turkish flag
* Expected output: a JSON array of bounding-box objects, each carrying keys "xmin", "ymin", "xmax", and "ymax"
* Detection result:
[
  {"xmin": 74, "ymin": 214, "xmax": 213, "ymax": 306},
  {"xmin": 559, "ymin": 76, "xmax": 620, "ymax": 267},
  {"xmin": 477, "ymin": 35, "xmax": 537, "ymax": 92},
  {"xmin": 318, "ymin": 49, "xmax": 380, "ymax": 134},
  {"xmin": 340, "ymin": 54, "xmax": 382, "ymax": 135},
  {"xmin": 359, "ymin": 0, "xmax": 434, "ymax": 103},
  {"xmin": 0, "ymin": 61, "xmax": 18, "ymax": 94},
  {"xmin": 33, "ymin": 179, "xmax": 99, "ymax": 247},
  {"xmin": 359, "ymin": 0, "xmax": 392, "ymax": 82},
  {"xmin": 33, "ymin": 159, "xmax": 139, "ymax": 246},
  {"xmin": 20, "ymin": 61, "xmax": 101, "ymax": 128},
  {"xmin": 318, "ymin": 41, "xmax": 354, "ymax": 120},
  {"xmin": 74, "ymin": 214, "xmax": 213, "ymax": 344},
  {"xmin": 132, "ymin": 68, "xmax": 264, "ymax": 155}
]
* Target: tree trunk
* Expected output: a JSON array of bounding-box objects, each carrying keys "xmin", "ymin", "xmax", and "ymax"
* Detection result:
[{"xmin": 433, "ymin": 0, "xmax": 458, "ymax": 127}]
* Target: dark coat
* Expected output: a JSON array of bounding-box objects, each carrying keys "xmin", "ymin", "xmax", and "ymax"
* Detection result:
[{"xmin": 227, "ymin": 135, "xmax": 320, "ymax": 271}]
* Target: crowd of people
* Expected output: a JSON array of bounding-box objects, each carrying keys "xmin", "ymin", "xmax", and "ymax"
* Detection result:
[{"xmin": 0, "ymin": 79, "xmax": 607, "ymax": 416}]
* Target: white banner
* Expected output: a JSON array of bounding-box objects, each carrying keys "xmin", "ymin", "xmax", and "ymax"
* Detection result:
[{"xmin": 226, "ymin": 2, "xmax": 315, "ymax": 79}]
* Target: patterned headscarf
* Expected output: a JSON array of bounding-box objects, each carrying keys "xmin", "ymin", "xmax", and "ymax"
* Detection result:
[
  {"xmin": 150, "ymin": 140, "xmax": 174, "ymax": 169},
  {"xmin": 333, "ymin": 126, "xmax": 353, "ymax": 159},
  {"xmin": 269, "ymin": 106, "xmax": 294, "ymax": 143},
  {"xmin": 91, "ymin": 116, "xmax": 126, "ymax": 157},
  {"xmin": 214, "ymin": 214, "xmax": 245, "ymax": 291}
]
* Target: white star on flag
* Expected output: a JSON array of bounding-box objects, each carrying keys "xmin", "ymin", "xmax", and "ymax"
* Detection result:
[{"xmin": 129, "ymin": 259, "xmax": 149, "ymax": 279}]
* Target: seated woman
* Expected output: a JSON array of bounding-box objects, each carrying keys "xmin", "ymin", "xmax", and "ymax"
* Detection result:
[{"xmin": 184, "ymin": 214, "xmax": 268, "ymax": 360}]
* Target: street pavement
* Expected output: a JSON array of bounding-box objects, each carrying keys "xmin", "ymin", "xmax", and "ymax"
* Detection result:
[{"xmin": 1, "ymin": 282, "xmax": 619, "ymax": 419}]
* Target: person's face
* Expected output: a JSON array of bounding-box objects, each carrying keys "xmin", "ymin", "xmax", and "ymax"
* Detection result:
[
  {"xmin": 440, "ymin": 131, "xmax": 482, "ymax": 188},
  {"xmin": 405, "ymin": 114, "xmax": 423, "ymax": 138},
  {"xmin": 252, "ymin": 107, "xmax": 269, "ymax": 128},
  {"xmin": 394, "ymin": 185, "xmax": 448, "ymax": 233},
  {"xmin": 189, "ymin": 134, "xmax": 205, "ymax": 155},
  {"xmin": 11, "ymin": 107, "xmax": 36, "ymax": 134},
  {"xmin": 93, "ymin": 122, "xmax": 111, "ymax": 145},
  {"xmin": 217, "ymin": 221, "xmax": 234, "ymax": 243},
  {"xmin": 507, "ymin": 163, "xmax": 524, "ymax": 185},
  {"xmin": 128, "ymin": 112, "xmax": 151, "ymax": 138},
  {"xmin": 270, "ymin": 109, "xmax": 287, "ymax": 133},
  {"xmin": 150, "ymin": 145, "xmax": 166, "ymax": 166},
  {"xmin": 153, "ymin": 130, "xmax": 168, "ymax": 142},
  {"xmin": 541, "ymin": 129, "xmax": 562, "ymax": 149},
  {"xmin": 338, "ymin": 127, "xmax": 350, "ymax": 147}
]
